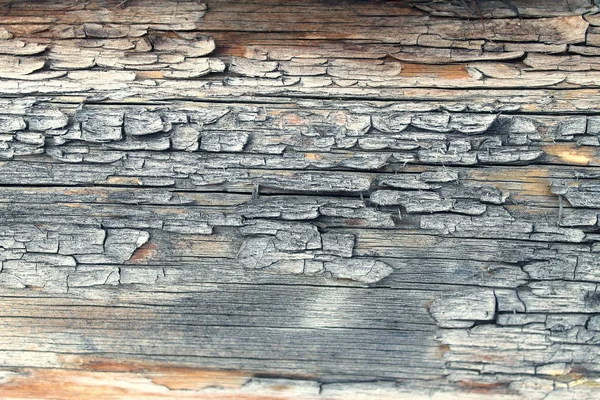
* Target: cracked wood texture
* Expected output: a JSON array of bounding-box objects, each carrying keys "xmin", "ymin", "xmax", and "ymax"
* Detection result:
[{"xmin": 1, "ymin": 0, "xmax": 600, "ymax": 398}]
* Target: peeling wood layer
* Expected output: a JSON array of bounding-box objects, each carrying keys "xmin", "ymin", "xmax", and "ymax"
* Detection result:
[{"xmin": 1, "ymin": 0, "xmax": 600, "ymax": 399}]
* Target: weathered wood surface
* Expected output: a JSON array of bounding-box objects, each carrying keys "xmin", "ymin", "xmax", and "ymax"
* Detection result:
[{"xmin": 1, "ymin": 0, "xmax": 600, "ymax": 398}]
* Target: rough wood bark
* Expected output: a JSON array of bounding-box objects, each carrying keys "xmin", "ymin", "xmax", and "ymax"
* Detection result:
[{"xmin": 0, "ymin": 0, "xmax": 600, "ymax": 398}]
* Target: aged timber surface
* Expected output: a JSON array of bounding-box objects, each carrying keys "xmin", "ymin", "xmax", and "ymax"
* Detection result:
[{"xmin": 0, "ymin": 0, "xmax": 600, "ymax": 398}]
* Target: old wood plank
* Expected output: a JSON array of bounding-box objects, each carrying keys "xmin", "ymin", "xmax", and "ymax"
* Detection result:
[{"xmin": 1, "ymin": 0, "xmax": 600, "ymax": 399}]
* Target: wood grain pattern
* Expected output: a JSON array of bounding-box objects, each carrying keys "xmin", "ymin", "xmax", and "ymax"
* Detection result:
[{"xmin": 0, "ymin": 0, "xmax": 600, "ymax": 398}]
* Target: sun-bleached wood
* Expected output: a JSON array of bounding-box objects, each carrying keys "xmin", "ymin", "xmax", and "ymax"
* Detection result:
[{"xmin": 1, "ymin": 0, "xmax": 600, "ymax": 399}]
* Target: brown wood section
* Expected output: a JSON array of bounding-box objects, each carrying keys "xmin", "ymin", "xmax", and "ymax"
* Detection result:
[{"xmin": 1, "ymin": 0, "xmax": 600, "ymax": 399}]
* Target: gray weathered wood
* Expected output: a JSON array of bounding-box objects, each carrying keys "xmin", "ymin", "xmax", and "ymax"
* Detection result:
[{"xmin": 0, "ymin": 0, "xmax": 600, "ymax": 399}]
